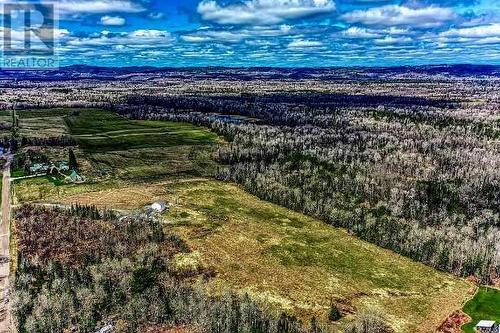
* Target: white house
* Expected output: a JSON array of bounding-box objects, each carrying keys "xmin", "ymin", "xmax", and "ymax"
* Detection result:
[
  {"xmin": 95, "ymin": 324, "xmax": 113, "ymax": 333},
  {"xmin": 475, "ymin": 320, "xmax": 498, "ymax": 333},
  {"xmin": 151, "ymin": 201, "xmax": 168, "ymax": 213}
]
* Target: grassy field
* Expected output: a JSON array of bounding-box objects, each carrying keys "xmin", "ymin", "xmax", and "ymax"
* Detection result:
[
  {"xmin": 462, "ymin": 287, "xmax": 500, "ymax": 333},
  {"xmin": 0, "ymin": 110, "xmax": 12, "ymax": 138},
  {"xmin": 18, "ymin": 117, "xmax": 69, "ymax": 138},
  {"xmin": 10, "ymin": 108, "xmax": 74, "ymax": 139},
  {"xmin": 12, "ymin": 108, "xmax": 221, "ymax": 184},
  {"xmin": 65, "ymin": 109, "xmax": 219, "ymax": 152},
  {"xmin": 64, "ymin": 109, "xmax": 221, "ymax": 181},
  {"xmin": 48, "ymin": 179, "xmax": 474, "ymax": 333},
  {"xmin": 13, "ymin": 108, "xmax": 222, "ymax": 203}
]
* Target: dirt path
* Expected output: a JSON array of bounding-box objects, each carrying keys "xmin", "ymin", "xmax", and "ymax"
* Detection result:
[{"xmin": 0, "ymin": 156, "xmax": 14, "ymax": 332}]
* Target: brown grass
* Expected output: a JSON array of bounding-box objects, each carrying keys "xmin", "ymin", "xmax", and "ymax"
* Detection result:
[{"xmin": 39, "ymin": 179, "xmax": 474, "ymax": 333}]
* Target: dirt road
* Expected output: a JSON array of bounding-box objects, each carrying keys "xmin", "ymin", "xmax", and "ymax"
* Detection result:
[{"xmin": 0, "ymin": 156, "xmax": 14, "ymax": 332}]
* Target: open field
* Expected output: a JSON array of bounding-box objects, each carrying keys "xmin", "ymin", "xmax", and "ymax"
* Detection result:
[
  {"xmin": 46, "ymin": 179, "xmax": 474, "ymax": 333},
  {"xmin": 3, "ymin": 108, "xmax": 74, "ymax": 139},
  {"xmin": 64, "ymin": 109, "xmax": 221, "ymax": 181},
  {"xmin": 12, "ymin": 108, "xmax": 75, "ymax": 119},
  {"xmin": 11, "ymin": 108, "xmax": 221, "ymax": 186},
  {"xmin": 462, "ymin": 287, "xmax": 500, "ymax": 333},
  {"xmin": 10, "ymin": 108, "xmax": 477, "ymax": 332},
  {"xmin": 18, "ymin": 117, "xmax": 69, "ymax": 138},
  {"xmin": 65, "ymin": 109, "xmax": 220, "ymax": 152},
  {"xmin": 0, "ymin": 110, "xmax": 12, "ymax": 138}
]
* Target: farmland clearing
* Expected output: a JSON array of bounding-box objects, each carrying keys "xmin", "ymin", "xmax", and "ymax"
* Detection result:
[
  {"xmin": 47, "ymin": 179, "xmax": 474, "ymax": 333},
  {"xmin": 10, "ymin": 108, "xmax": 477, "ymax": 332}
]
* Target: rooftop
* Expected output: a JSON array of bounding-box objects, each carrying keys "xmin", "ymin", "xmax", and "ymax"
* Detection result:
[{"xmin": 476, "ymin": 320, "xmax": 496, "ymax": 328}]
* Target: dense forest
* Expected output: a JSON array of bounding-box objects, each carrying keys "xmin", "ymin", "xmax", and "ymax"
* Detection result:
[{"xmin": 119, "ymin": 91, "xmax": 500, "ymax": 283}]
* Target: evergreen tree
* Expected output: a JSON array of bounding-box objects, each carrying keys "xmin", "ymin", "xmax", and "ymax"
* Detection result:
[
  {"xmin": 329, "ymin": 304, "xmax": 341, "ymax": 322},
  {"xmin": 69, "ymin": 149, "xmax": 78, "ymax": 171}
]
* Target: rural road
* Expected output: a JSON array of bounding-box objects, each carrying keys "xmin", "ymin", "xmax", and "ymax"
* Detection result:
[{"xmin": 0, "ymin": 154, "xmax": 14, "ymax": 333}]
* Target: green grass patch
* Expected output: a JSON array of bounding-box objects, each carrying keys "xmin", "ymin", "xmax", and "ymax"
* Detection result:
[
  {"xmin": 65, "ymin": 109, "xmax": 219, "ymax": 152},
  {"xmin": 12, "ymin": 108, "xmax": 223, "ymax": 202},
  {"xmin": 462, "ymin": 287, "xmax": 500, "ymax": 333},
  {"xmin": 15, "ymin": 108, "xmax": 76, "ymax": 119},
  {"xmin": 86, "ymin": 146, "xmax": 217, "ymax": 181},
  {"xmin": 59, "ymin": 108, "xmax": 221, "ymax": 182},
  {"xmin": 14, "ymin": 166, "xmax": 475, "ymax": 333},
  {"xmin": 18, "ymin": 116, "xmax": 69, "ymax": 138},
  {"xmin": 46, "ymin": 175, "xmax": 65, "ymax": 186},
  {"xmin": 13, "ymin": 176, "xmax": 119, "ymax": 204},
  {"xmin": 12, "ymin": 169, "xmax": 26, "ymax": 178}
]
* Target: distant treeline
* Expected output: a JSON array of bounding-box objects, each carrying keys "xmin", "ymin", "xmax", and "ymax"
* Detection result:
[
  {"xmin": 20, "ymin": 135, "xmax": 77, "ymax": 147},
  {"xmin": 124, "ymin": 94, "xmax": 461, "ymax": 128}
]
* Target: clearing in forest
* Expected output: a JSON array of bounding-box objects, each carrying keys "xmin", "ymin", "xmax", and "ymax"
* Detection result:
[
  {"xmin": 64, "ymin": 109, "xmax": 220, "ymax": 181},
  {"xmin": 12, "ymin": 108, "xmax": 220, "ymax": 188},
  {"xmin": 54, "ymin": 179, "xmax": 474, "ymax": 333}
]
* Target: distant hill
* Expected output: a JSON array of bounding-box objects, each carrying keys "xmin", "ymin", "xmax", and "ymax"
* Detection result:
[{"xmin": 0, "ymin": 64, "xmax": 499, "ymax": 81}]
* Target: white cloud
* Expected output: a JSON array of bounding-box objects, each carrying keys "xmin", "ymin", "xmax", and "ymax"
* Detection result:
[
  {"xmin": 343, "ymin": 27, "xmax": 379, "ymax": 38},
  {"xmin": 469, "ymin": 36, "xmax": 500, "ymax": 44},
  {"xmin": 374, "ymin": 36, "xmax": 412, "ymax": 45},
  {"xmin": 436, "ymin": 23, "xmax": 500, "ymax": 46},
  {"xmin": 197, "ymin": 0, "xmax": 336, "ymax": 25},
  {"xmin": 149, "ymin": 12, "xmax": 165, "ymax": 19},
  {"xmin": 287, "ymin": 39, "xmax": 323, "ymax": 48},
  {"xmin": 385, "ymin": 27, "xmax": 410, "ymax": 35},
  {"xmin": 67, "ymin": 30, "xmax": 174, "ymax": 48},
  {"xmin": 341, "ymin": 5, "xmax": 457, "ymax": 28},
  {"xmin": 198, "ymin": 31, "xmax": 247, "ymax": 43},
  {"xmin": 100, "ymin": 15, "xmax": 126, "ymax": 26},
  {"xmin": 0, "ymin": 27, "xmax": 70, "ymax": 52},
  {"xmin": 181, "ymin": 35, "xmax": 213, "ymax": 43},
  {"xmin": 181, "ymin": 25, "xmax": 293, "ymax": 43},
  {"xmin": 57, "ymin": 0, "xmax": 144, "ymax": 15},
  {"xmin": 129, "ymin": 30, "xmax": 169, "ymax": 38},
  {"xmin": 0, "ymin": 27, "xmax": 69, "ymax": 41},
  {"xmin": 252, "ymin": 24, "xmax": 293, "ymax": 35},
  {"xmin": 440, "ymin": 23, "xmax": 500, "ymax": 38}
]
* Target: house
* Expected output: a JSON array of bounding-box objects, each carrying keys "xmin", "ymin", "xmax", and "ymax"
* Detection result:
[
  {"xmin": 29, "ymin": 163, "xmax": 49, "ymax": 174},
  {"xmin": 151, "ymin": 201, "xmax": 168, "ymax": 213},
  {"xmin": 475, "ymin": 320, "xmax": 498, "ymax": 333},
  {"xmin": 58, "ymin": 161, "xmax": 70, "ymax": 172},
  {"xmin": 68, "ymin": 170, "xmax": 84, "ymax": 183},
  {"xmin": 95, "ymin": 324, "xmax": 113, "ymax": 333}
]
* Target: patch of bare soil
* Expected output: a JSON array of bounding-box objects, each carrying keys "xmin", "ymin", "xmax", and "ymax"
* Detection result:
[{"xmin": 438, "ymin": 310, "xmax": 471, "ymax": 333}]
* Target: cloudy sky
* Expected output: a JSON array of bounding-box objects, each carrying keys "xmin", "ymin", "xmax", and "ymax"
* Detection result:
[{"xmin": 2, "ymin": 0, "xmax": 500, "ymax": 67}]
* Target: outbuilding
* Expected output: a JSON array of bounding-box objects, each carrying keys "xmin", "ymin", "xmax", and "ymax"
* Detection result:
[
  {"xmin": 151, "ymin": 201, "xmax": 168, "ymax": 213},
  {"xmin": 475, "ymin": 320, "xmax": 498, "ymax": 333}
]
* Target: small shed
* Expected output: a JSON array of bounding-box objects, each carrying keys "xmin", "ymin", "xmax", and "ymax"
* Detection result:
[
  {"xmin": 475, "ymin": 320, "xmax": 498, "ymax": 333},
  {"xmin": 151, "ymin": 201, "xmax": 168, "ymax": 213},
  {"xmin": 95, "ymin": 324, "xmax": 113, "ymax": 333}
]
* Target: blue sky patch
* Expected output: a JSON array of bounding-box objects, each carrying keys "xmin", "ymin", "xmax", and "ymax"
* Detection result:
[{"xmin": 5, "ymin": 0, "xmax": 499, "ymax": 67}]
